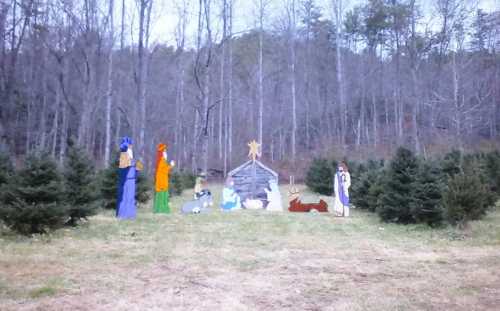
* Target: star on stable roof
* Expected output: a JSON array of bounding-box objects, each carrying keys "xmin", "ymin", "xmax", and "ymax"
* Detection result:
[{"xmin": 247, "ymin": 140, "xmax": 261, "ymax": 161}]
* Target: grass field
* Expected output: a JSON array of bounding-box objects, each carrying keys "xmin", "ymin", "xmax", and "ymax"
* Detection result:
[{"xmin": 1, "ymin": 184, "xmax": 500, "ymax": 311}]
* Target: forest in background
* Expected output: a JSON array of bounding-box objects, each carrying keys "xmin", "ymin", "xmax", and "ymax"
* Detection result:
[{"xmin": 0, "ymin": 0, "xmax": 499, "ymax": 177}]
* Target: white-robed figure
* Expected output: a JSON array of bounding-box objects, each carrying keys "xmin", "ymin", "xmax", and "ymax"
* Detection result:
[
  {"xmin": 333, "ymin": 162, "xmax": 351, "ymax": 217},
  {"xmin": 265, "ymin": 179, "xmax": 282, "ymax": 211}
]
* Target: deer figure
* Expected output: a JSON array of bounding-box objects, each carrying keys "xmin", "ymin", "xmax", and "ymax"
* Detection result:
[{"xmin": 288, "ymin": 176, "xmax": 329, "ymax": 213}]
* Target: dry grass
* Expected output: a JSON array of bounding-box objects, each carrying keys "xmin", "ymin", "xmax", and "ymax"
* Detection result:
[{"xmin": 1, "ymin": 185, "xmax": 500, "ymax": 311}]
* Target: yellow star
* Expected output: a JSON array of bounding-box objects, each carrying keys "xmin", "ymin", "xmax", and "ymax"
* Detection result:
[{"xmin": 248, "ymin": 140, "xmax": 261, "ymax": 161}]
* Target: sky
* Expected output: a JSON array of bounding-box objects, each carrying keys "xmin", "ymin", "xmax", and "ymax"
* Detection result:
[{"xmin": 122, "ymin": 0, "xmax": 498, "ymax": 47}]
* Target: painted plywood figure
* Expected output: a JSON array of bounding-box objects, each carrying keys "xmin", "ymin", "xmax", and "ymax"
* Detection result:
[
  {"xmin": 333, "ymin": 162, "xmax": 351, "ymax": 216},
  {"xmin": 221, "ymin": 177, "xmax": 241, "ymax": 211},
  {"xmin": 265, "ymin": 179, "xmax": 282, "ymax": 211},
  {"xmin": 154, "ymin": 143, "xmax": 175, "ymax": 213},
  {"xmin": 228, "ymin": 140, "xmax": 278, "ymax": 207},
  {"xmin": 117, "ymin": 137, "xmax": 140, "ymax": 219},
  {"xmin": 288, "ymin": 176, "xmax": 328, "ymax": 213}
]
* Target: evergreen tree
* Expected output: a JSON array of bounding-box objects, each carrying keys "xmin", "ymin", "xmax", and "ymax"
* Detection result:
[
  {"xmin": 0, "ymin": 150, "xmax": 14, "ymax": 186},
  {"xmin": 443, "ymin": 170, "xmax": 495, "ymax": 227},
  {"xmin": 410, "ymin": 162, "xmax": 444, "ymax": 226},
  {"xmin": 0, "ymin": 153, "xmax": 68, "ymax": 235},
  {"xmin": 351, "ymin": 162, "xmax": 385, "ymax": 212},
  {"xmin": 64, "ymin": 144, "xmax": 98, "ymax": 226},
  {"xmin": 305, "ymin": 158, "xmax": 334, "ymax": 195},
  {"xmin": 170, "ymin": 170, "xmax": 196, "ymax": 197},
  {"xmin": 377, "ymin": 147, "xmax": 419, "ymax": 223},
  {"xmin": 484, "ymin": 151, "xmax": 500, "ymax": 197},
  {"xmin": 99, "ymin": 151, "xmax": 119, "ymax": 209},
  {"xmin": 441, "ymin": 149, "xmax": 462, "ymax": 178},
  {"xmin": 135, "ymin": 172, "xmax": 151, "ymax": 205},
  {"xmin": 170, "ymin": 171, "xmax": 184, "ymax": 196}
]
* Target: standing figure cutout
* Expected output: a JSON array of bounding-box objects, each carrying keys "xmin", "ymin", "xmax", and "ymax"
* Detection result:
[
  {"xmin": 117, "ymin": 137, "xmax": 139, "ymax": 219},
  {"xmin": 333, "ymin": 162, "xmax": 351, "ymax": 217},
  {"xmin": 154, "ymin": 143, "xmax": 175, "ymax": 213}
]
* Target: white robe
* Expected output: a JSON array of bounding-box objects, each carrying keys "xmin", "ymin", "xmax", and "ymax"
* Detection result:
[
  {"xmin": 265, "ymin": 182, "xmax": 283, "ymax": 211},
  {"xmin": 334, "ymin": 171, "xmax": 351, "ymax": 216}
]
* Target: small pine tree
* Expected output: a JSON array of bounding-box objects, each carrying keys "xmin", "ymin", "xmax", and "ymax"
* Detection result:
[
  {"xmin": 0, "ymin": 150, "xmax": 14, "ymax": 186},
  {"xmin": 377, "ymin": 148, "xmax": 419, "ymax": 223},
  {"xmin": 441, "ymin": 150, "xmax": 462, "ymax": 178},
  {"xmin": 351, "ymin": 160, "xmax": 384, "ymax": 211},
  {"xmin": 182, "ymin": 172, "xmax": 196, "ymax": 190},
  {"xmin": 170, "ymin": 170, "xmax": 196, "ymax": 196},
  {"xmin": 99, "ymin": 155, "xmax": 119, "ymax": 209},
  {"xmin": 64, "ymin": 144, "xmax": 98, "ymax": 226},
  {"xmin": 484, "ymin": 151, "xmax": 500, "ymax": 197},
  {"xmin": 305, "ymin": 158, "xmax": 334, "ymax": 195},
  {"xmin": 410, "ymin": 162, "xmax": 444, "ymax": 226},
  {"xmin": 0, "ymin": 153, "xmax": 68, "ymax": 235},
  {"xmin": 170, "ymin": 171, "xmax": 183, "ymax": 196},
  {"xmin": 135, "ymin": 172, "xmax": 151, "ymax": 205},
  {"xmin": 443, "ymin": 170, "xmax": 495, "ymax": 227}
]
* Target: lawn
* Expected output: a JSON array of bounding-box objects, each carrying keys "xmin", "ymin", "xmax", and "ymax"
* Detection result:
[{"xmin": 1, "ymin": 184, "xmax": 500, "ymax": 310}]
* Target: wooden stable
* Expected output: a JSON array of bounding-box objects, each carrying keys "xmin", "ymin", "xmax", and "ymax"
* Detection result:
[{"xmin": 228, "ymin": 160, "xmax": 278, "ymax": 206}]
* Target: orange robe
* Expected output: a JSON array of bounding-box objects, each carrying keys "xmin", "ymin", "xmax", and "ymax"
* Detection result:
[{"xmin": 155, "ymin": 159, "xmax": 172, "ymax": 192}]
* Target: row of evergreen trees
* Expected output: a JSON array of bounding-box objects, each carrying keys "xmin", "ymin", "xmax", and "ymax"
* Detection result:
[
  {"xmin": 0, "ymin": 146, "xmax": 197, "ymax": 235},
  {"xmin": 0, "ymin": 144, "xmax": 99, "ymax": 235},
  {"xmin": 306, "ymin": 148, "xmax": 500, "ymax": 227}
]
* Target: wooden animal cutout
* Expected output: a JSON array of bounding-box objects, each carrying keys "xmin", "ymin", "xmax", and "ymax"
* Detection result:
[{"xmin": 288, "ymin": 176, "xmax": 329, "ymax": 213}]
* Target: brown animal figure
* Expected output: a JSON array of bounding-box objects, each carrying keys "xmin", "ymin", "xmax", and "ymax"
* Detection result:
[
  {"xmin": 289, "ymin": 197, "xmax": 328, "ymax": 213},
  {"xmin": 288, "ymin": 176, "xmax": 329, "ymax": 213}
]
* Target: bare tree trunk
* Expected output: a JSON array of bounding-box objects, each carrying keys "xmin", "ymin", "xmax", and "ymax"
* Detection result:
[
  {"xmin": 258, "ymin": 0, "xmax": 265, "ymax": 149},
  {"xmin": 226, "ymin": 0, "xmax": 233, "ymax": 168},
  {"xmin": 137, "ymin": 0, "xmax": 153, "ymax": 159},
  {"xmin": 219, "ymin": 0, "xmax": 227, "ymax": 160},
  {"xmin": 288, "ymin": 0, "xmax": 297, "ymax": 160},
  {"xmin": 104, "ymin": 0, "xmax": 114, "ymax": 167},
  {"xmin": 452, "ymin": 51, "xmax": 462, "ymax": 150},
  {"xmin": 334, "ymin": 0, "xmax": 346, "ymax": 147}
]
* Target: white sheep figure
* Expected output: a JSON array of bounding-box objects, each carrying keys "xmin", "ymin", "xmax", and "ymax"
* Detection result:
[{"xmin": 265, "ymin": 179, "xmax": 283, "ymax": 212}]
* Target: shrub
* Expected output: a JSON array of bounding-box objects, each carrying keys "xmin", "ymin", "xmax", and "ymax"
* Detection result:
[
  {"xmin": 441, "ymin": 149, "xmax": 463, "ymax": 178},
  {"xmin": 377, "ymin": 148, "xmax": 419, "ymax": 223},
  {"xmin": 63, "ymin": 144, "xmax": 98, "ymax": 226},
  {"xmin": 443, "ymin": 171, "xmax": 496, "ymax": 227},
  {"xmin": 350, "ymin": 160, "xmax": 385, "ymax": 211},
  {"xmin": 170, "ymin": 170, "xmax": 196, "ymax": 196},
  {"xmin": 305, "ymin": 158, "xmax": 334, "ymax": 195},
  {"xmin": 0, "ymin": 153, "xmax": 68, "ymax": 235},
  {"xmin": 136, "ymin": 172, "xmax": 151, "ymax": 205},
  {"xmin": 0, "ymin": 150, "xmax": 14, "ymax": 186},
  {"xmin": 483, "ymin": 151, "xmax": 500, "ymax": 197},
  {"xmin": 98, "ymin": 153, "xmax": 120, "ymax": 210},
  {"xmin": 410, "ymin": 162, "xmax": 444, "ymax": 226}
]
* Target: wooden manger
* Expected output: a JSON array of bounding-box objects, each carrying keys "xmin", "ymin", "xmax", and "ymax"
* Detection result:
[{"xmin": 228, "ymin": 160, "xmax": 278, "ymax": 207}]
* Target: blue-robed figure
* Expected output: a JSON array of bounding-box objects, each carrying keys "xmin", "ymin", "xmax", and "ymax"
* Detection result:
[{"xmin": 117, "ymin": 137, "xmax": 137, "ymax": 219}]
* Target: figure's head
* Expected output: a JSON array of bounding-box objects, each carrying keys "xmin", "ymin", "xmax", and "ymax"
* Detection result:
[
  {"xmin": 225, "ymin": 176, "xmax": 234, "ymax": 187},
  {"xmin": 157, "ymin": 143, "xmax": 168, "ymax": 159},
  {"xmin": 269, "ymin": 179, "xmax": 278, "ymax": 191},
  {"xmin": 338, "ymin": 162, "xmax": 348, "ymax": 173},
  {"xmin": 120, "ymin": 137, "xmax": 133, "ymax": 152},
  {"xmin": 157, "ymin": 143, "xmax": 167, "ymax": 152}
]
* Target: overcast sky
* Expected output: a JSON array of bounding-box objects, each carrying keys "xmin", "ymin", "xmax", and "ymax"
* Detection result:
[{"xmin": 122, "ymin": 0, "xmax": 498, "ymax": 47}]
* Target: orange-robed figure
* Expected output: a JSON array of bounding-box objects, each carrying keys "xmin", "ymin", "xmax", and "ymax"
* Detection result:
[{"xmin": 154, "ymin": 143, "xmax": 175, "ymax": 213}]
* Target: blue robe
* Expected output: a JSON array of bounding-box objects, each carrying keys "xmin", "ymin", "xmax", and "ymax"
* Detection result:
[{"xmin": 117, "ymin": 165, "xmax": 137, "ymax": 219}]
